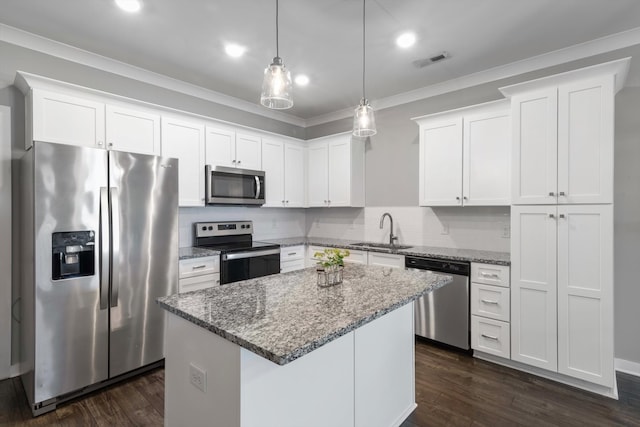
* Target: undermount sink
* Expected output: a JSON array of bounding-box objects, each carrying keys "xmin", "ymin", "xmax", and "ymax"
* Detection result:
[{"xmin": 351, "ymin": 242, "xmax": 413, "ymax": 250}]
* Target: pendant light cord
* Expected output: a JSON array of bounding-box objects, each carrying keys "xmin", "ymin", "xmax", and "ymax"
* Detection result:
[
  {"xmin": 362, "ymin": 0, "xmax": 366, "ymax": 99},
  {"xmin": 276, "ymin": 0, "xmax": 280, "ymax": 58}
]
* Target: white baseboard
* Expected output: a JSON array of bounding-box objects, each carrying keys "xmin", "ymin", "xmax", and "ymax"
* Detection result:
[
  {"xmin": 615, "ymin": 358, "xmax": 640, "ymax": 377},
  {"xmin": 391, "ymin": 403, "xmax": 417, "ymax": 427}
]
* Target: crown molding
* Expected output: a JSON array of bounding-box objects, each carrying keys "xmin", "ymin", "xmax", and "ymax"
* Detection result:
[
  {"xmin": 306, "ymin": 26, "xmax": 640, "ymax": 127},
  {"xmin": 0, "ymin": 23, "xmax": 307, "ymax": 128},
  {"xmin": 1, "ymin": 22, "xmax": 639, "ymax": 130}
]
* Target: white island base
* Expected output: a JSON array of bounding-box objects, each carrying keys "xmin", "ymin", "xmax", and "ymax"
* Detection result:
[{"xmin": 164, "ymin": 303, "xmax": 416, "ymax": 427}]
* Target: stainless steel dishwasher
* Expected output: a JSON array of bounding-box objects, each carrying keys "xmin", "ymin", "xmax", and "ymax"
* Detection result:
[{"xmin": 406, "ymin": 256, "xmax": 470, "ymax": 350}]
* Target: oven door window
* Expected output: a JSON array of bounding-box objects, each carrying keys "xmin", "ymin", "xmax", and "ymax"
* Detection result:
[
  {"xmin": 222, "ymin": 253, "xmax": 280, "ymax": 284},
  {"xmin": 211, "ymin": 172, "xmax": 262, "ymax": 200}
]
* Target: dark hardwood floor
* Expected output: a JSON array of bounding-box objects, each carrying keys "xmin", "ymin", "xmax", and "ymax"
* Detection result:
[{"xmin": 1, "ymin": 340, "xmax": 639, "ymax": 426}]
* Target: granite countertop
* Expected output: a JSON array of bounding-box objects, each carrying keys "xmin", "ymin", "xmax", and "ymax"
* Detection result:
[
  {"xmin": 179, "ymin": 246, "xmax": 220, "ymax": 260},
  {"xmin": 157, "ymin": 264, "xmax": 450, "ymax": 365},
  {"xmin": 261, "ymin": 237, "xmax": 510, "ymax": 266}
]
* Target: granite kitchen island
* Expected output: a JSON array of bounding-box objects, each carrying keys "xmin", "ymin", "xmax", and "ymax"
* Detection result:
[{"xmin": 157, "ymin": 264, "xmax": 451, "ymax": 427}]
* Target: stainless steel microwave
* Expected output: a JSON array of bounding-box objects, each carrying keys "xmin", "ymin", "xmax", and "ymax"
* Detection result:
[{"xmin": 205, "ymin": 165, "xmax": 265, "ymax": 205}]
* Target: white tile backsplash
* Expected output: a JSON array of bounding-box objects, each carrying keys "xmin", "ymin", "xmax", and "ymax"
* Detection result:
[{"xmin": 181, "ymin": 205, "xmax": 510, "ymax": 252}]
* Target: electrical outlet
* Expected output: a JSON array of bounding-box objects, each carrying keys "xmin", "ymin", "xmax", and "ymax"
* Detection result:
[
  {"xmin": 189, "ymin": 363, "xmax": 207, "ymax": 393},
  {"xmin": 502, "ymin": 223, "xmax": 510, "ymax": 238},
  {"xmin": 441, "ymin": 222, "xmax": 449, "ymax": 235}
]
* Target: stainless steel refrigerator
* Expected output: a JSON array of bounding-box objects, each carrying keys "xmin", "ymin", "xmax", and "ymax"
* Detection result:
[{"xmin": 20, "ymin": 141, "xmax": 178, "ymax": 415}]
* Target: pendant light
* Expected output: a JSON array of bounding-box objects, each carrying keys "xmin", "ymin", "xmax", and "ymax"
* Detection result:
[
  {"xmin": 260, "ymin": 0, "xmax": 293, "ymax": 109},
  {"xmin": 353, "ymin": 0, "xmax": 376, "ymax": 137}
]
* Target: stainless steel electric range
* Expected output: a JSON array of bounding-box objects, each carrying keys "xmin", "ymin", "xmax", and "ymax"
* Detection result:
[{"xmin": 194, "ymin": 221, "xmax": 280, "ymax": 284}]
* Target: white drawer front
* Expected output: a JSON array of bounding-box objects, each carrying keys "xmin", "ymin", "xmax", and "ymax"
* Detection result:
[
  {"xmin": 471, "ymin": 263, "xmax": 510, "ymax": 287},
  {"xmin": 343, "ymin": 249, "xmax": 367, "ymax": 265},
  {"xmin": 179, "ymin": 273, "xmax": 220, "ymax": 293},
  {"xmin": 281, "ymin": 258, "xmax": 306, "ymax": 273},
  {"xmin": 471, "ymin": 315, "xmax": 510, "ymax": 358},
  {"xmin": 179, "ymin": 256, "xmax": 219, "ymax": 279},
  {"xmin": 471, "ymin": 283, "xmax": 510, "ymax": 322},
  {"xmin": 281, "ymin": 245, "xmax": 305, "ymax": 261},
  {"xmin": 367, "ymin": 252, "xmax": 404, "ymax": 269},
  {"xmin": 308, "ymin": 245, "xmax": 329, "ymax": 260}
]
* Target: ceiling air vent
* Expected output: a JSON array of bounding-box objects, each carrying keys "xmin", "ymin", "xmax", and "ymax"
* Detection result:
[{"xmin": 413, "ymin": 51, "xmax": 450, "ymax": 68}]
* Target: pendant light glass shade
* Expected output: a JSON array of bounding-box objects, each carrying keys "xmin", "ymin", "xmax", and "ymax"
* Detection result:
[
  {"xmin": 353, "ymin": 98, "xmax": 376, "ymax": 137},
  {"xmin": 353, "ymin": 0, "xmax": 376, "ymax": 136},
  {"xmin": 261, "ymin": 56, "xmax": 293, "ymax": 109},
  {"xmin": 260, "ymin": 0, "xmax": 293, "ymax": 109}
]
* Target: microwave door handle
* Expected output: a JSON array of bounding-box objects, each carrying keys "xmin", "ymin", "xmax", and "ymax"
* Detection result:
[
  {"xmin": 205, "ymin": 164, "xmax": 212, "ymax": 204},
  {"xmin": 99, "ymin": 187, "xmax": 109, "ymax": 310},
  {"xmin": 110, "ymin": 187, "xmax": 120, "ymax": 308},
  {"xmin": 255, "ymin": 175, "xmax": 261, "ymax": 199}
]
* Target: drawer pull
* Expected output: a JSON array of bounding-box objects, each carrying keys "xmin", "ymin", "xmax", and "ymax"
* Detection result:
[
  {"xmin": 192, "ymin": 265, "xmax": 207, "ymax": 270},
  {"xmin": 481, "ymin": 333, "xmax": 499, "ymax": 341},
  {"xmin": 480, "ymin": 299, "xmax": 499, "ymax": 305},
  {"xmin": 480, "ymin": 272, "xmax": 500, "ymax": 279},
  {"xmin": 288, "ymin": 252, "xmax": 297, "ymax": 256}
]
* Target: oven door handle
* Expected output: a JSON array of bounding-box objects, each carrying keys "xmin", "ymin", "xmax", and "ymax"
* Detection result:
[{"xmin": 223, "ymin": 248, "xmax": 280, "ymax": 261}]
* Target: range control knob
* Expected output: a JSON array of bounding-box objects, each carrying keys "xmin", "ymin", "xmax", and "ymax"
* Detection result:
[{"xmin": 208, "ymin": 226, "xmax": 213, "ymax": 230}]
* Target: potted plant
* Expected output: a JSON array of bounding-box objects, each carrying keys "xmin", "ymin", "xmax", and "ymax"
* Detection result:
[{"xmin": 313, "ymin": 248, "xmax": 350, "ymax": 286}]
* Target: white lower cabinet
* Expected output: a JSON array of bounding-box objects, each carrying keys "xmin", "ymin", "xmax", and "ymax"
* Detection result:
[
  {"xmin": 178, "ymin": 256, "xmax": 220, "ymax": 293},
  {"xmin": 280, "ymin": 245, "xmax": 306, "ymax": 273},
  {"xmin": 367, "ymin": 252, "xmax": 404, "ymax": 269},
  {"xmin": 471, "ymin": 262, "xmax": 511, "ymax": 359},
  {"xmin": 510, "ymin": 204, "xmax": 614, "ymax": 387}
]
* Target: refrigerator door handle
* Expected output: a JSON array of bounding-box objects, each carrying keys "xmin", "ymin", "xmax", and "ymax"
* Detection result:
[
  {"xmin": 110, "ymin": 187, "xmax": 120, "ymax": 307},
  {"xmin": 99, "ymin": 187, "xmax": 109, "ymax": 310}
]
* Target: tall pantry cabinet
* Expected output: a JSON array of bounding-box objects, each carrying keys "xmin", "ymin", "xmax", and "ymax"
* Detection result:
[{"xmin": 501, "ymin": 58, "xmax": 629, "ymax": 392}]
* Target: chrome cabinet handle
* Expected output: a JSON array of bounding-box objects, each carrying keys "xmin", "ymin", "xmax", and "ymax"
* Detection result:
[
  {"xmin": 559, "ymin": 214, "xmax": 566, "ymax": 219},
  {"xmin": 456, "ymin": 196, "xmax": 460, "ymax": 200},
  {"xmin": 97, "ymin": 140, "xmax": 104, "ymax": 146},
  {"xmin": 232, "ymin": 159, "xmax": 236, "ymax": 163},
  {"xmin": 286, "ymin": 200, "xmax": 289, "ymax": 203},
  {"xmin": 549, "ymin": 192, "xmax": 555, "ymax": 196},
  {"xmin": 463, "ymin": 196, "xmax": 468, "ymax": 200},
  {"xmin": 481, "ymin": 299, "xmax": 499, "ymax": 305},
  {"xmin": 192, "ymin": 265, "xmax": 206, "ymax": 270},
  {"xmin": 108, "ymin": 142, "xmax": 113, "ymax": 148},
  {"xmin": 480, "ymin": 272, "xmax": 500, "ymax": 279},
  {"xmin": 549, "ymin": 214, "xmax": 555, "ymax": 218},
  {"xmin": 481, "ymin": 333, "xmax": 499, "ymax": 341},
  {"xmin": 288, "ymin": 252, "xmax": 297, "ymax": 256},
  {"xmin": 558, "ymin": 191, "xmax": 566, "ymax": 196},
  {"xmin": 237, "ymin": 160, "xmax": 242, "ymax": 164}
]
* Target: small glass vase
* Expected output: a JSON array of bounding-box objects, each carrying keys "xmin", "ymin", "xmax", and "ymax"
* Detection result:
[{"xmin": 317, "ymin": 265, "xmax": 344, "ymax": 287}]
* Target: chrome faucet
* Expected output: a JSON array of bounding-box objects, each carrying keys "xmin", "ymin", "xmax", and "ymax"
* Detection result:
[{"xmin": 379, "ymin": 212, "xmax": 398, "ymax": 247}]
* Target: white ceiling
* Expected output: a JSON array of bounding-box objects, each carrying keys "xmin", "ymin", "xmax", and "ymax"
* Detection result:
[{"xmin": 1, "ymin": 0, "xmax": 640, "ymax": 122}]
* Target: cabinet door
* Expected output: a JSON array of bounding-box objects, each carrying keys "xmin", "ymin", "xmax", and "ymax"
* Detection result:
[
  {"xmin": 463, "ymin": 111, "xmax": 510, "ymax": 206},
  {"xmin": 557, "ymin": 205, "xmax": 613, "ymax": 386},
  {"xmin": 162, "ymin": 117, "xmax": 205, "ymax": 207},
  {"xmin": 261, "ymin": 138, "xmax": 285, "ymax": 207},
  {"xmin": 418, "ymin": 117, "xmax": 463, "ymax": 206},
  {"xmin": 557, "ymin": 77, "xmax": 614, "ymax": 204},
  {"xmin": 32, "ymin": 89, "xmax": 105, "ymax": 148},
  {"xmin": 510, "ymin": 205, "xmax": 557, "ymax": 371},
  {"xmin": 511, "ymin": 89, "xmax": 558, "ymax": 205},
  {"xmin": 106, "ymin": 105, "xmax": 160, "ymax": 155},
  {"xmin": 307, "ymin": 142, "xmax": 329, "ymax": 207},
  {"xmin": 367, "ymin": 253, "xmax": 404, "ymax": 269},
  {"xmin": 328, "ymin": 137, "xmax": 351, "ymax": 207},
  {"xmin": 284, "ymin": 142, "xmax": 305, "ymax": 207},
  {"xmin": 236, "ymin": 133, "xmax": 262, "ymax": 170},
  {"xmin": 205, "ymin": 126, "xmax": 235, "ymax": 167}
]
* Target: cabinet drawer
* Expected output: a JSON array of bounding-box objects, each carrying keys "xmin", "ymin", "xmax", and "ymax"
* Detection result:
[
  {"xmin": 471, "ymin": 315, "xmax": 510, "ymax": 358},
  {"xmin": 179, "ymin": 273, "xmax": 220, "ymax": 293},
  {"xmin": 179, "ymin": 256, "xmax": 219, "ymax": 279},
  {"xmin": 471, "ymin": 283, "xmax": 510, "ymax": 322},
  {"xmin": 281, "ymin": 245, "xmax": 305, "ymax": 261},
  {"xmin": 281, "ymin": 258, "xmax": 306, "ymax": 273},
  {"xmin": 344, "ymin": 249, "xmax": 367, "ymax": 265},
  {"xmin": 471, "ymin": 263, "xmax": 510, "ymax": 287},
  {"xmin": 367, "ymin": 252, "xmax": 404, "ymax": 269}
]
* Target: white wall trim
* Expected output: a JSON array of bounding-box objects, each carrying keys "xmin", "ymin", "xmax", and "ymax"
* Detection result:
[
  {"xmin": 305, "ymin": 26, "xmax": 640, "ymax": 127},
  {"xmin": 615, "ymin": 358, "xmax": 640, "ymax": 377},
  {"xmin": 0, "ymin": 23, "xmax": 307, "ymax": 128},
  {"xmin": 1, "ymin": 23, "xmax": 640, "ymax": 130}
]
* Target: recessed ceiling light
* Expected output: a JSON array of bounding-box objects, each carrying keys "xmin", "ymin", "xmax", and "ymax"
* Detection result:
[
  {"xmin": 115, "ymin": 0, "xmax": 141, "ymax": 13},
  {"xmin": 396, "ymin": 32, "xmax": 416, "ymax": 49},
  {"xmin": 225, "ymin": 43, "xmax": 246, "ymax": 58},
  {"xmin": 294, "ymin": 75, "xmax": 310, "ymax": 86}
]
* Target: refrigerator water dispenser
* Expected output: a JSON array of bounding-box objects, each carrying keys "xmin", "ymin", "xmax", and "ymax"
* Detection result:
[{"xmin": 52, "ymin": 231, "xmax": 95, "ymax": 280}]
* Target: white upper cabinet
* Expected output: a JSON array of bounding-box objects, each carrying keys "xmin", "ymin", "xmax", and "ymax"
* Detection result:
[
  {"xmin": 161, "ymin": 116, "xmax": 206, "ymax": 207},
  {"xmin": 501, "ymin": 59, "xmax": 627, "ymax": 205},
  {"xmin": 262, "ymin": 138, "xmax": 306, "ymax": 208},
  {"xmin": 283, "ymin": 142, "xmax": 305, "ymax": 207},
  {"xmin": 414, "ymin": 100, "xmax": 510, "ymax": 207},
  {"xmin": 31, "ymin": 89, "xmax": 106, "ymax": 149},
  {"xmin": 205, "ymin": 126, "xmax": 262, "ymax": 170},
  {"xmin": 106, "ymin": 105, "xmax": 160, "ymax": 155},
  {"xmin": 307, "ymin": 133, "xmax": 364, "ymax": 208}
]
